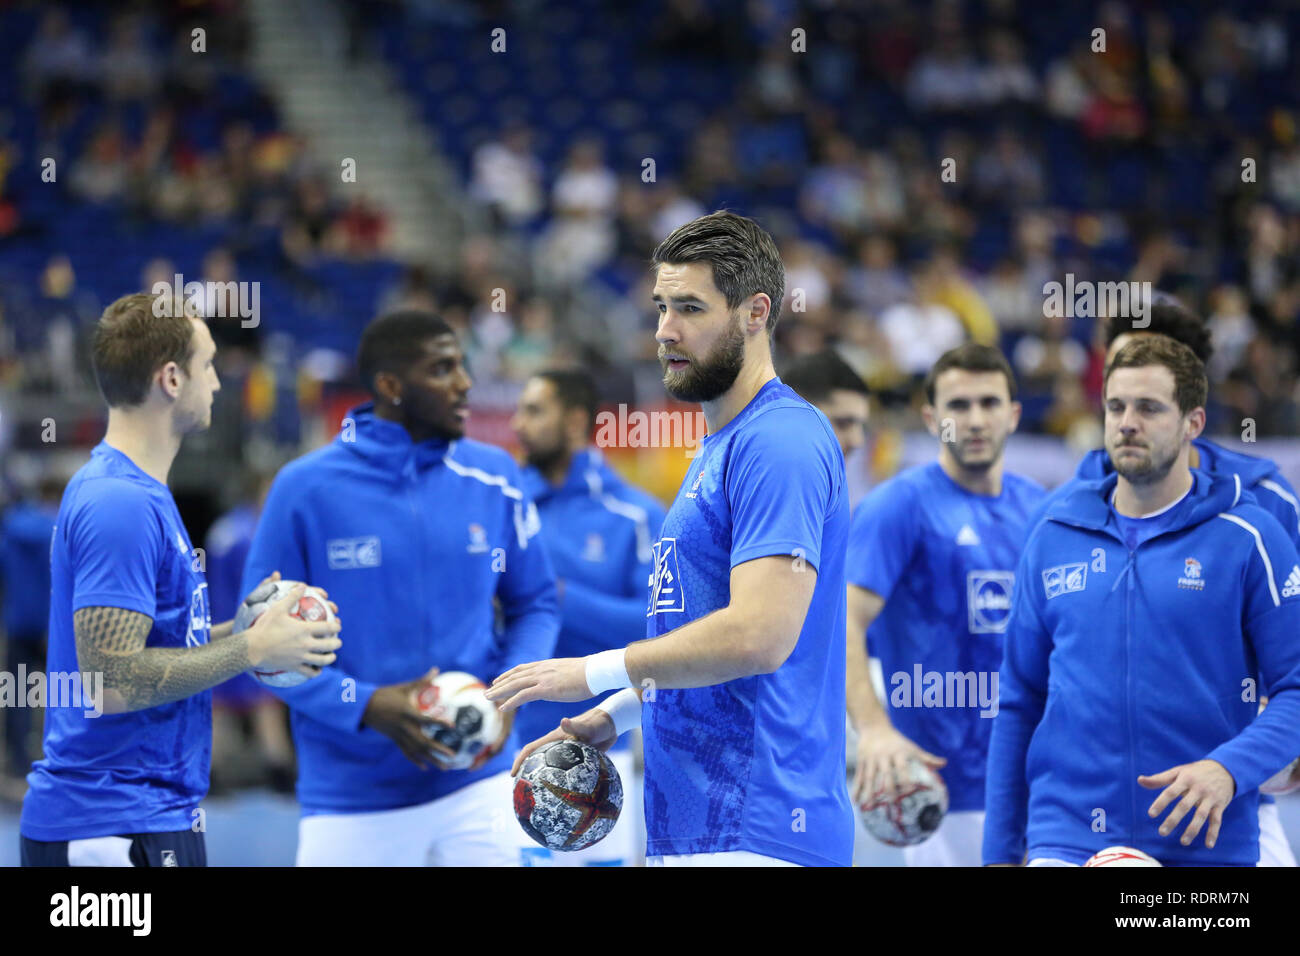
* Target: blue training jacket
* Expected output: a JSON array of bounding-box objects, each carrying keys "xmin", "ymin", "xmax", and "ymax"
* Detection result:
[
  {"xmin": 984, "ymin": 470, "xmax": 1300, "ymax": 866},
  {"xmin": 0, "ymin": 501, "xmax": 57, "ymax": 635},
  {"xmin": 240, "ymin": 404, "xmax": 559, "ymax": 813},
  {"xmin": 515, "ymin": 448, "xmax": 666, "ymax": 748}
]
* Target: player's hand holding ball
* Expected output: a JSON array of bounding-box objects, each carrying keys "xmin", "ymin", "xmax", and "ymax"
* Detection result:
[
  {"xmin": 852, "ymin": 718, "xmax": 947, "ymax": 808},
  {"xmin": 237, "ymin": 576, "xmax": 342, "ymax": 687},
  {"xmin": 410, "ymin": 670, "xmax": 506, "ymax": 770},
  {"xmin": 509, "ymin": 707, "xmax": 618, "ymax": 778},
  {"xmin": 362, "ymin": 667, "xmax": 464, "ymax": 769},
  {"xmin": 1138, "ymin": 759, "xmax": 1236, "ymax": 848}
]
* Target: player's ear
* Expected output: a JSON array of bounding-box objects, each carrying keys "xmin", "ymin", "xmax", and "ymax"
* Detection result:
[
  {"xmin": 1008, "ymin": 400, "xmax": 1023, "ymax": 434},
  {"xmin": 373, "ymin": 370, "xmax": 401, "ymax": 406},
  {"xmin": 745, "ymin": 294, "xmax": 770, "ymax": 336},
  {"xmin": 921, "ymin": 403, "xmax": 938, "ymax": 436},
  {"xmin": 565, "ymin": 406, "xmax": 589, "ymax": 444},
  {"xmin": 157, "ymin": 360, "xmax": 184, "ymax": 400},
  {"xmin": 1185, "ymin": 407, "xmax": 1206, "ymax": 442}
]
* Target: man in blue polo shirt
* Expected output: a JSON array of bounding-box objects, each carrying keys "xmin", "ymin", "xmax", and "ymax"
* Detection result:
[
  {"xmin": 490, "ymin": 211, "xmax": 855, "ymax": 867},
  {"xmin": 511, "ymin": 368, "xmax": 666, "ymax": 865}
]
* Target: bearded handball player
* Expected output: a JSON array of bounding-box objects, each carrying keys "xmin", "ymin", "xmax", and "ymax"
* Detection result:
[
  {"xmin": 488, "ymin": 211, "xmax": 855, "ymax": 867},
  {"xmin": 20, "ymin": 293, "xmax": 342, "ymax": 867},
  {"xmin": 984, "ymin": 337, "xmax": 1300, "ymax": 866}
]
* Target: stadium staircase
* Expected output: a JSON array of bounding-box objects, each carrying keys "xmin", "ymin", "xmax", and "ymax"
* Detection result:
[{"xmin": 245, "ymin": 0, "xmax": 464, "ymax": 264}]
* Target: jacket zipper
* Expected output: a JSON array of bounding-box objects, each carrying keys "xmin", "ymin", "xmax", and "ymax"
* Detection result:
[
  {"xmin": 405, "ymin": 460, "xmax": 429, "ymax": 667},
  {"xmin": 1125, "ymin": 546, "xmax": 1138, "ymax": 845}
]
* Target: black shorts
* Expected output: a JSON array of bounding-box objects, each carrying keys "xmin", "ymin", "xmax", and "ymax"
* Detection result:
[{"xmin": 21, "ymin": 829, "xmax": 207, "ymax": 867}]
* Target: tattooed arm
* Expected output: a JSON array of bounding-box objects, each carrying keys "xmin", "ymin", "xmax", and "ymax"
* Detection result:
[
  {"xmin": 75, "ymin": 588, "xmax": 342, "ymax": 714},
  {"xmin": 74, "ymin": 606, "xmax": 255, "ymax": 714}
]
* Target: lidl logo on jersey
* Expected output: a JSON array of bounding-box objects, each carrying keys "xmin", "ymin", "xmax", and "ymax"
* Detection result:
[
  {"xmin": 1042, "ymin": 562, "xmax": 1087, "ymax": 600},
  {"xmin": 185, "ymin": 582, "xmax": 210, "ymax": 647},
  {"xmin": 647, "ymin": 538, "xmax": 684, "ymax": 616},
  {"xmin": 582, "ymin": 532, "xmax": 606, "ymax": 563},
  {"xmin": 1283, "ymin": 565, "xmax": 1300, "ymax": 599},
  {"xmin": 1178, "ymin": 557, "xmax": 1205, "ymax": 591},
  {"xmin": 467, "ymin": 523, "xmax": 489, "ymax": 554},
  {"xmin": 327, "ymin": 536, "xmax": 383, "ymax": 569},
  {"xmin": 967, "ymin": 571, "xmax": 1014, "ymax": 633}
]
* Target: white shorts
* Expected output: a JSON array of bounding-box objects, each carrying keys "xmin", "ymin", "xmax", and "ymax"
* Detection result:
[
  {"xmin": 296, "ymin": 770, "xmax": 521, "ymax": 866},
  {"xmin": 1024, "ymin": 802, "xmax": 1297, "ymax": 868},
  {"xmin": 646, "ymin": 850, "xmax": 800, "ymax": 867},
  {"xmin": 901, "ymin": 810, "xmax": 985, "ymax": 867},
  {"xmin": 1258, "ymin": 802, "xmax": 1297, "ymax": 867},
  {"xmin": 518, "ymin": 748, "xmax": 643, "ymax": 866}
]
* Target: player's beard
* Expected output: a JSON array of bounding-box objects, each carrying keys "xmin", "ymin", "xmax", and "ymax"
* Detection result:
[
  {"xmin": 660, "ymin": 315, "xmax": 746, "ymax": 403},
  {"xmin": 523, "ymin": 431, "xmax": 568, "ymax": 474},
  {"xmin": 949, "ymin": 433, "xmax": 1004, "ymax": 473},
  {"xmin": 1110, "ymin": 439, "xmax": 1179, "ymax": 485}
]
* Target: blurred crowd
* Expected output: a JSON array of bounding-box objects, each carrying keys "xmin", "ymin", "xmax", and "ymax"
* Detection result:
[
  {"xmin": 390, "ymin": 0, "xmax": 1300, "ymax": 440},
  {"xmin": 2, "ymin": 0, "xmax": 1300, "ymax": 796},
  {"xmin": 3, "ymin": 0, "xmax": 1298, "ymax": 446}
]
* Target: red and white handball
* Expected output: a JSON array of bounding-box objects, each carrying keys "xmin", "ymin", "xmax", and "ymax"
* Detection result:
[{"xmin": 233, "ymin": 579, "xmax": 335, "ymax": 688}]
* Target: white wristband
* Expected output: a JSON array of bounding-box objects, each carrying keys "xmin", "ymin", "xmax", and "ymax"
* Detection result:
[
  {"xmin": 595, "ymin": 688, "xmax": 643, "ymax": 737},
  {"xmin": 584, "ymin": 648, "xmax": 632, "ymax": 694}
]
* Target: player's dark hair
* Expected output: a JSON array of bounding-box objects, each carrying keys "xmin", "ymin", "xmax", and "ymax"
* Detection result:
[
  {"xmin": 92, "ymin": 292, "xmax": 198, "ymax": 408},
  {"xmin": 923, "ymin": 344, "xmax": 1018, "ymax": 404},
  {"xmin": 1105, "ymin": 336, "xmax": 1208, "ymax": 415},
  {"xmin": 357, "ymin": 310, "xmax": 455, "ymax": 394},
  {"xmin": 1103, "ymin": 293, "xmax": 1213, "ymax": 364},
  {"xmin": 651, "ymin": 210, "xmax": 786, "ymax": 334},
  {"xmin": 533, "ymin": 369, "xmax": 599, "ymax": 429},
  {"xmin": 781, "ymin": 349, "xmax": 869, "ymax": 405}
]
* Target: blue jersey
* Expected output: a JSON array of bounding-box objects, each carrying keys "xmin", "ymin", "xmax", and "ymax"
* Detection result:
[
  {"xmin": 22, "ymin": 443, "xmax": 212, "ymax": 841},
  {"xmin": 642, "ymin": 378, "xmax": 854, "ymax": 867},
  {"xmin": 1, "ymin": 501, "xmax": 57, "ymax": 635},
  {"xmin": 985, "ymin": 471, "xmax": 1300, "ymax": 865},
  {"xmin": 846, "ymin": 462, "xmax": 1045, "ymax": 811},
  {"xmin": 516, "ymin": 449, "xmax": 665, "ymax": 750},
  {"xmin": 241, "ymin": 405, "xmax": 559, "ymax": 813}
]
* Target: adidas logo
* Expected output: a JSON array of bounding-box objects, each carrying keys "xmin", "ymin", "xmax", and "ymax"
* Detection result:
[
  {"xmin": 1284, "ymin": 565, "xmax": 1300, "ymax": 599},
  {"xmin": 956, "ymin": 524, "xmax": 981, "ymax": 546}
]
